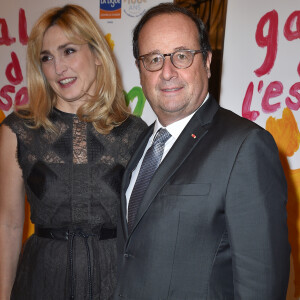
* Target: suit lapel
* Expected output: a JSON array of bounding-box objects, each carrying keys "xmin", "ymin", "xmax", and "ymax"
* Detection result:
[{"xmin": 130, "ymin": 96, "xmax": 220, "ymax": 235}]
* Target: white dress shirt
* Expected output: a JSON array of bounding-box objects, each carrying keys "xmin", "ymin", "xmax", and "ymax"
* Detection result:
[{"xmin": 126, "ymin": 94, "xmax": 209, "ymax": 213}]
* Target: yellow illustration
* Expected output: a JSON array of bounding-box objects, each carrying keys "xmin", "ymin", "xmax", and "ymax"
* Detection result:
[
  {"xmin": 105, "ymin": 33, "xmax": 115, "ymax": 51},
  {"xmin": 266, "ymin": 108, "xmax": 300, "ymax": 297}
]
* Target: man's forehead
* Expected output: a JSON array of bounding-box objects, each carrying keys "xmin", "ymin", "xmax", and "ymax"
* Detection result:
[
  {"xmin": 138, "ymin": 13, "xmax": 199, "ymax": 51},
  {"xmin": 141, "ymin": 12, "xmax": 195, "ymax": 30}
]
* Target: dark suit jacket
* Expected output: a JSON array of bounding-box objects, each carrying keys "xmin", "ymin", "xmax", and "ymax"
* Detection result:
[{"xmin": 114, "ymin": 96, "xmax": 290, "ymax": 300}]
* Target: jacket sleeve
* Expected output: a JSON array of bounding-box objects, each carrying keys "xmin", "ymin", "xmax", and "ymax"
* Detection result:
[{"xmin": 225, "ymin": 128, "xmax": 290, "ymax": 300}]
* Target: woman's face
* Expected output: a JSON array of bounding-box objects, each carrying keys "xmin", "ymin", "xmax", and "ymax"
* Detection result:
[{"xmin": 40, "ymin": 25, "xmax": 101, "ymax": 113}]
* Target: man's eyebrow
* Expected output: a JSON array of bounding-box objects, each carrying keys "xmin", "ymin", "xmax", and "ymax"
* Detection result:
[
  {"xmin": 142, "ymin": 46, "xmax": 189, "ymax": 55},
  {"xmin": 150, "ymin": 46, "xmax": 190, "ymax": 53},
  {"xmin": 174, "ymin": 46, "xmax": 190, "ymax": 50},
  {"xmin": 142, "ymin": 49, "xmax": 160, "ymax": 55}
]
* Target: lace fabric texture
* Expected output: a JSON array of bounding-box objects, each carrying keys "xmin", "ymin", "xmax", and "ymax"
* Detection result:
[{"xmin": 2, "ymin": 108, "xmax": 147, "ymax": 300}]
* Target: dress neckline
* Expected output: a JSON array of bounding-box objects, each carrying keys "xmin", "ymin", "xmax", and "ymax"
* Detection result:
[{"xmin": 53, "ymin": 107, "xmax": 77, "ymax": 117}]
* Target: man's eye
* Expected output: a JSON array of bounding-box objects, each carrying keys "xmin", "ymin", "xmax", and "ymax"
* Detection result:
[
  {"xmin": 176, "ymin": 53, "xmax": 188, "ymax": 60},
  {"xmin": 40, "ymin": 55, "xmax": 52, "ymax": 63},
  {"xmin": 150, "ymin": 56, "xmax": 161, "ymax": 64}
]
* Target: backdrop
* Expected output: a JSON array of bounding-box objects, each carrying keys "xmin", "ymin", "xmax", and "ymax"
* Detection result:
[
  {"xmin": 1, "ymin": 0, "xmax": 299, "ymax": 298},
  {"xmin": 220, "ymin": 1, "xmax": 300, "ymax": 298}
]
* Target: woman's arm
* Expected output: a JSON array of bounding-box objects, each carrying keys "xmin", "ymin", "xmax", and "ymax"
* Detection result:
[{"xmin": 0, "ymin": 124, "xmax": 25, "ymax": 299}]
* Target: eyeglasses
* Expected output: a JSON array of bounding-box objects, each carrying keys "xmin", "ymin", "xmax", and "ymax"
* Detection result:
[{"xmin": 137, "ymin": 49, "xmax": 204, "ymax": 72}]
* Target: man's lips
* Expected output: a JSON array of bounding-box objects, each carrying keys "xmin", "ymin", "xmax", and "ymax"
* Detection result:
[{"xmin": 160, "ymin": 87, "xmax": 183, "ymax": 92}]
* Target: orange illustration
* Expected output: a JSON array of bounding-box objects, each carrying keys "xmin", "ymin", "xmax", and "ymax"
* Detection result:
[
  {"xmin": 0, "ymin": 109, "xmax": 5, "ymax": 123},
  {"xmin": 23, "ymin": 198, "xmax": 34, "ymax": 244},
  {"xmin": 266, "ymin": 108, "xmax": 300, "ymax": 297}
]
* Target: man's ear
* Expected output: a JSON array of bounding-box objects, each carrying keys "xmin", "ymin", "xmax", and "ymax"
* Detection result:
[
  {"xmin": 205, "ymin": 52, "xmax": 212, "ymax": 78},
  {"xmin": 135, "ymin": 60, "xmax": 141, "ymax": 73},
  {"xmin": 206, "ymin": 52, "xmax": 212, "ymax": 79}
]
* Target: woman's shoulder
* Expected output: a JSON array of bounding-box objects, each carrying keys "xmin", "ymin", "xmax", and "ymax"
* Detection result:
[
  {"xmin": 1, "ymin": 111, "xmax": 32, "ymax": 136},
  {"xmin": 1, "ymin": 112, "xmax": 23, "ymax": 129},
  {"xmin": 124, "ymin": 114, "xmax": 148, "ymax": 132},
  {"xmin": 112, "ymin": 114, "xmax": 148, "ymax": 145}
]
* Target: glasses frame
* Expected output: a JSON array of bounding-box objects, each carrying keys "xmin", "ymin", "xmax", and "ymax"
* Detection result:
[{"xmin": 137, "ymin": 49, "xmax": 204, "ymax": 72}]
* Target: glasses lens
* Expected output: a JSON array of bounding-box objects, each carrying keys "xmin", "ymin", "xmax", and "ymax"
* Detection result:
[
  {"xmin": 143, "ymin": 54, "xmax": 164, "ymax": 71},
  {"xmin": 172, "ymin": 50, "xmax": 193, "ymax": 69}
]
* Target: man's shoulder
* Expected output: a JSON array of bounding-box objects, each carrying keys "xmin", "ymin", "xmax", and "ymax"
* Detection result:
[
  {"xmin": 210, "ymin": 105, "xmax": 276, "ymax": 147},
  {"xmin": 217, "ymin": 106, "xmax": 263, "ymax": 132}
]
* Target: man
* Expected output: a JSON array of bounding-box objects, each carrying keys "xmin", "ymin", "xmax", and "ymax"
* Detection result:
[{"xmin": 114, "ymin": 3, "xmax": 290, "ymax": 299}]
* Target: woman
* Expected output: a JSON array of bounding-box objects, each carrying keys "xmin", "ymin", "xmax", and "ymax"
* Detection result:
[{"xmin": 0, "ymin": 5, "xmax": 147, "ymax": 300}]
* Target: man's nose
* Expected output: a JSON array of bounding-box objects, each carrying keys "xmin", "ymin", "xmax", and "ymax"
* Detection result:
[{"xmin": 160, "ymin": 56, "xmax": 178, "ymax": 80}]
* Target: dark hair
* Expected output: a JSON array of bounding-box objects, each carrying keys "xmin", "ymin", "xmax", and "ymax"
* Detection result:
[{"xmin": 133, "ymin": 2, "xmax": 212, "ymax": 64}]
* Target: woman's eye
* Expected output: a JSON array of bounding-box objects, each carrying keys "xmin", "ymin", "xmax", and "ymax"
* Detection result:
[
  {"xmin": 40, "ymin": 55, "xmax": 52, "ymax": 63},
  {"xmin": 64, "ymin": 48, "xmax": 76, "ymax": 55}
]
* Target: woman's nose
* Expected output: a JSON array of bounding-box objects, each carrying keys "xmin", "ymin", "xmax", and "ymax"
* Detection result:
[{"xmin": 54, "ymin": 57, "xmax": 68, "ymax": 75}]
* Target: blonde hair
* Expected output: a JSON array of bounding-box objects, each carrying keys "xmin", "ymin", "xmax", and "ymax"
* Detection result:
[{"xmin": 20, "ymin": 4, "xmax": 129, "ymax": 134}]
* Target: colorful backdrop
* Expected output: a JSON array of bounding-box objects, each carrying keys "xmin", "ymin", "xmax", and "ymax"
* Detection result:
[
  {"xmin": 220, "ymin": 0, "xmax": 300, "ymax": 298},
  {"xmin": 1, "ymin": 0, "xmax": 299, "ymax": 298}
]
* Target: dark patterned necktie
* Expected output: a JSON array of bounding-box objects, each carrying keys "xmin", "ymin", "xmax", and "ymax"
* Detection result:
[{"xmin": 127, "ymin": 128, "xmax": 171, "ymax": 233}]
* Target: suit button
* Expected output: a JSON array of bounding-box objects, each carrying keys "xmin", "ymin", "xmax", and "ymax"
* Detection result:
[{"xmin": 124, "ymin": 253, "xmax": 129, "ymax": 258}]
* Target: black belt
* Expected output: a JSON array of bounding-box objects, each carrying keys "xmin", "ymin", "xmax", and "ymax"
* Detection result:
[
  {"xmin": 35, "ymin": 223, "xmax": 117, "ymax": 241},
  {"xmin": 35, "ymin": 224, "xmax": 116, "ymax": 300}
]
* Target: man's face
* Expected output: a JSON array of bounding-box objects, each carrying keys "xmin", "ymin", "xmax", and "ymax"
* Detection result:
[{"xmin": 138, "ymin": 13, "xmax": 212, "ymax": 126}]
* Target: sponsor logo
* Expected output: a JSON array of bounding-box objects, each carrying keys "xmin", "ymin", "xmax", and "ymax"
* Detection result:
[
  {"xmin": 123, "ymin": 0, "xmax": 147, "ymax": 18},
  {"xmin": 100, "ymin": 0, "xmax": 122, "ymax": 19}
]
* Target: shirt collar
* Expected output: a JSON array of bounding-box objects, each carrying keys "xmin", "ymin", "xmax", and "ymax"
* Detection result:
[{"xmin": 152, "ymin": 93, "xmax": 210, "ymax": 141}]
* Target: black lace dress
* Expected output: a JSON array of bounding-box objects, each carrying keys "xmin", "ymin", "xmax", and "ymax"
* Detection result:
[{"xmin": 2, "ymin": 108, "xmax": 147, "ymax": 300}]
